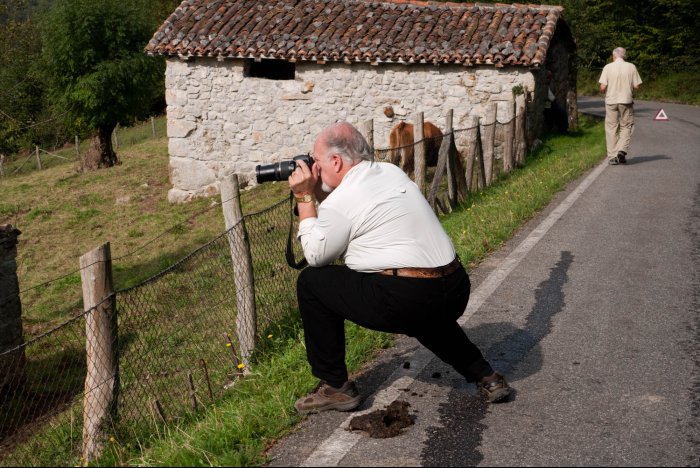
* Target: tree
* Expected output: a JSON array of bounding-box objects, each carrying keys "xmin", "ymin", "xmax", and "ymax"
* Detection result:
[
  {"xmin": 0, "ymin": 0, "xmax": 46, "ymax": 155},
  {"xmin": 40, "ymin": 0, "xmax": 164, "ymax": 169}
]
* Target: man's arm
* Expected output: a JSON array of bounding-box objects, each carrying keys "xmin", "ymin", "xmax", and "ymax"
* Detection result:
[{"xmin": 598, "ymin": 66, "xmax": 608, "ymax": 94}]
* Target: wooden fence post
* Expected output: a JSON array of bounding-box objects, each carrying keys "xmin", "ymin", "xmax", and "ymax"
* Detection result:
[
  {"xmin": 360, "ymin": 119, "xmax": 374, "ymax": 162},
  {"xmin": 151, "ymin": 117, "xmax": 156, "ymax": 139},
  {"xmin": 220, "ymin": 174, "xmax": 256, "ymax": 371},
  {"xmin": 428, "ymin": 112, "xmax": 456, "ymax": 213},
  {"xmin": 476, "ymin": 122, "xmax": 486, "ymax": 191},
  {"xmin": 79, "ymin": 243, "xmax": 118, "ymax": 464},
  {"xmin": 444, "ymin": 109, "xmax": 458, "ymax": 208},
  {"xmin": 34, "ymin": 146, "xmax": 42, "ymax": 170},
  {"xmin": 113, "ymin": 124, "xmax": 119, "ymax": 150},
  {"xmin": 515, "ymin": 94, "xmax": 527, "ymax": 166},
  {"xmin": 501, "ymin": 100, "xmax": 516, "ymax": 174},
  {"xmin": 0, "ymin": 225, "xmax": 25, "ymax": 394},
  {"xmin": 481, "ymin": 103, "xmax": 496, "ymax": 186},
  {"xmin": 0, "ymin": 154, "xmax": 4, "ymax": 176},
  {"xmin": 463, "ymin": 115, "xmax": 479, "ymax": 193},
  {"xmin": 413, "ymin": 112, "xmax": 426, "ymax": 194}
]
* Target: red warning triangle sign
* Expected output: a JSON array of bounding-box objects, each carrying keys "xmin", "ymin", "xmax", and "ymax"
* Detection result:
[{"xmin": 654, "ymin": 109, "xmax": 669, "ymax": 121}]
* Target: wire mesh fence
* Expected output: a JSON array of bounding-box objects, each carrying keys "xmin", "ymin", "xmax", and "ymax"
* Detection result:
[
  {"xmin": 0, "ymin": 307, "xmax": 92, "ymax": 466},
  {"xmin": 1, "ymin": 100, "xmax": 528, "ymax": 465},
  {"xmin": 0, "ymin": 195, "xmax": 302, "ymax": 466}
]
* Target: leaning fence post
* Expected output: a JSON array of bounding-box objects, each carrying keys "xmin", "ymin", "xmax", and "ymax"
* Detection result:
[
  {"xmin": 463, "ymin": 115, "xmax": 479, "ymax": 193},
  {"xmin": 481, "ymin": 103, "xmax": 496, "ymax": 185},
  {"xmin": 501, "ymin": 100, "xmax": 516, "ymax": 174},
  {"xmin": 0, "ymin": 225, "xmax": 25, "ymax": 394},
  {"xmin": 79, "ymin": 242, "xmax": 118, "ymax": 464},
  {"xmin": 444, "ymin": 109, "xmax": 458, "ymax": 208},
  {"xmin": 413, "ymin": 111, "xmax": 426, "ymax": 194},
  {"xmin": 427, "ymin": 114, "xmax": 453, "ymax": 212},
  {"xmin": 220, "ymin": 174, "xmax": 256, "ymax": 372}
]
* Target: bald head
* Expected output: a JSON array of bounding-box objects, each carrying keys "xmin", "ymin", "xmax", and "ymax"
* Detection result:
[
  {"xmin": 317, "ymin": 122, "xmax": 372, "ymax": 164},
  {"xmin": 612, "ymin": 47, "xmax": 626, "ymax": 60}
]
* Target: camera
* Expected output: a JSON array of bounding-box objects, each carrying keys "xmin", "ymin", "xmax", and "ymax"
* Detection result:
[{"xmin": 255, "ymin": 154, "xmax": 313, "ymax": 184}]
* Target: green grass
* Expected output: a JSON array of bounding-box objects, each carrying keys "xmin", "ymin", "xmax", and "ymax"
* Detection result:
[
  {"xmin": 1, "ymin": 113, "xmax": 607, "ymax": 466},
  {"xmin": 577, "ymin": 68, "xmax": 700, "ymax": 105},
  {"xmin": 444, "ymin": 116, "xmax": 605, "ymax": 265},
  {"xmin": 96, "ymin": 322, "xmax": 392, "ymax": 467},
  {"xmin": 0, "ymin": 116, "xmax": 291, "ymax": 334}
]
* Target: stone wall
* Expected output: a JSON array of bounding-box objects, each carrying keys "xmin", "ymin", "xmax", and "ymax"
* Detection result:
[{"xmin": 164, "ymin": 58, "xmax": 538, "ymax": 202}]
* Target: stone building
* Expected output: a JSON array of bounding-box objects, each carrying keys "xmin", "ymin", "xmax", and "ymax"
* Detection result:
[{"xmin": 146, "ymin": 0, "xmax": 576, "ymax": 202}]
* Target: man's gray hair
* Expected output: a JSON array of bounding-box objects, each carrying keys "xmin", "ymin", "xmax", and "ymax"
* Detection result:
[
  {"xmin": 321, "ymin": 122, "xmax": 373, "ymax": 163},
  {"xmin": 613, "ymin": 47, "xmax": 626, "ymax": 59}
]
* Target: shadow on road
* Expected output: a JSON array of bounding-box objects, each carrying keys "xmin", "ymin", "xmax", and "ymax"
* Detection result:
[
  {"xmin": 625, "ymin": 154, "xmax": 671, "ymax": 165},
  {"xmin": 421, "ymin": 251, "xmax": 574, "ymax": 465}
]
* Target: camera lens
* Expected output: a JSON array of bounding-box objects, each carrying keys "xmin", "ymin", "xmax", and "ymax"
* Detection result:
[
  {"xmin": 255, "ymin": 163, "xmax": 278, "ymax": 184},
  {"xmin": 254, "ymin": 154, "xmax": 312, "ymax": 184},
  {"xmin": 276, "ymin": 160, "xmax": 297, "ymax": 181}
]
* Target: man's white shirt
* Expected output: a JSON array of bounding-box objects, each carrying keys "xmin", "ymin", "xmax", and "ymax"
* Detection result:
[{"xmin": 297, "ymin": 161, "xmax": 455, "ymax": 273}]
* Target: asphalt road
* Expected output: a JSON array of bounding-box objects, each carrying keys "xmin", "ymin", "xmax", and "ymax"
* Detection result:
[{"xmin": 266, "ymin": 98, "xmax": 700, "ymax": 467}]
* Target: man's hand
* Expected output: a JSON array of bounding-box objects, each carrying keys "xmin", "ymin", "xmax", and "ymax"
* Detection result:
[
  {"xmin": 288, "ymin": 159, "xmax": 319, "ymax": 220},
  {"xmin": 288, "ymin": 159, "xmax": 318, "ymax": 198}
]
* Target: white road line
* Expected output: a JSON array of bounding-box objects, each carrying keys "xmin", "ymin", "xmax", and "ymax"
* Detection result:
[{"xmin": 300, "ymin": 160, "xmax": 609, "ymax": 467}]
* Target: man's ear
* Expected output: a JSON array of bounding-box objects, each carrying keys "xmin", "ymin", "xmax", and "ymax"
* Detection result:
[{"xmin": 331, "ymin": 154, "xmax": 343, "ymax": 173}]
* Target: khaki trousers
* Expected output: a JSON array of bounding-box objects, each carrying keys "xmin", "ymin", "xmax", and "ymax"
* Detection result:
[{"xmin": 605, "ymin": 103, "xmax": 635, "ymax": 159}]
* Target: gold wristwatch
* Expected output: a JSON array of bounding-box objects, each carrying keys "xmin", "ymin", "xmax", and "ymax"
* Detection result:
[{"xmin": 294, "ymin": 193, "xmax": 314, "ymax": 204}]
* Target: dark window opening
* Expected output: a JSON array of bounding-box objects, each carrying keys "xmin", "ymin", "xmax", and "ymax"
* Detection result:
[{"xmin": 244, "ymin": 59, "xmax": 295, "ymax": 80}]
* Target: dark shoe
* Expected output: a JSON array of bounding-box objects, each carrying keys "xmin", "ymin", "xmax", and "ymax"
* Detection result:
[
  {"xmin": 294, "ymin": 380, "xmax": 362, "ymax": 414},
  {"xmin": 608, "ymin": 156, "xmax": 619, "ymax": 165},
  {"xmin": 617, "ymin": 151, "xmax": 627, "ymax": 164},
  {"xmin": 478, "ymin": 373, "xmax": 512, "ymax": 403}
]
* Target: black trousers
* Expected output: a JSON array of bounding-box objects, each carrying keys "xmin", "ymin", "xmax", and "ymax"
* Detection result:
[{"xmin": 296, "ymin": 264, "xmax": 494, "ymax": 388}]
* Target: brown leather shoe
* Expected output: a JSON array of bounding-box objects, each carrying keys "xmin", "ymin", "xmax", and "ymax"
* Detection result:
[
  {"xmin": 294, "ymin": 380, "xmax": 362, "ymax": 414},
  {"xmin": 478, "ymin": 373, "xmax": 512, "ymax": 403}
]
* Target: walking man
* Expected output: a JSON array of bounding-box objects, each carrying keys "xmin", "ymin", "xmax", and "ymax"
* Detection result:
[{"xmin": 599, "ymin": 47, "xmax": 642, "ymax": 165}]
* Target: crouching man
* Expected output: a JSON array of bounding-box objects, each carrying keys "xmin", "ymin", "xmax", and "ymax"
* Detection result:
[{"xmin": 288, "ymin": 122, "xmax": 512, "ymax": 414}]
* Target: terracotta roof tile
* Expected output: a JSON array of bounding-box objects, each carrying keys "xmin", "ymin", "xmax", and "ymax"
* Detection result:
[{"xmin": 146, "ymin": 0, "xmax": 565, "ymax": 67}]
